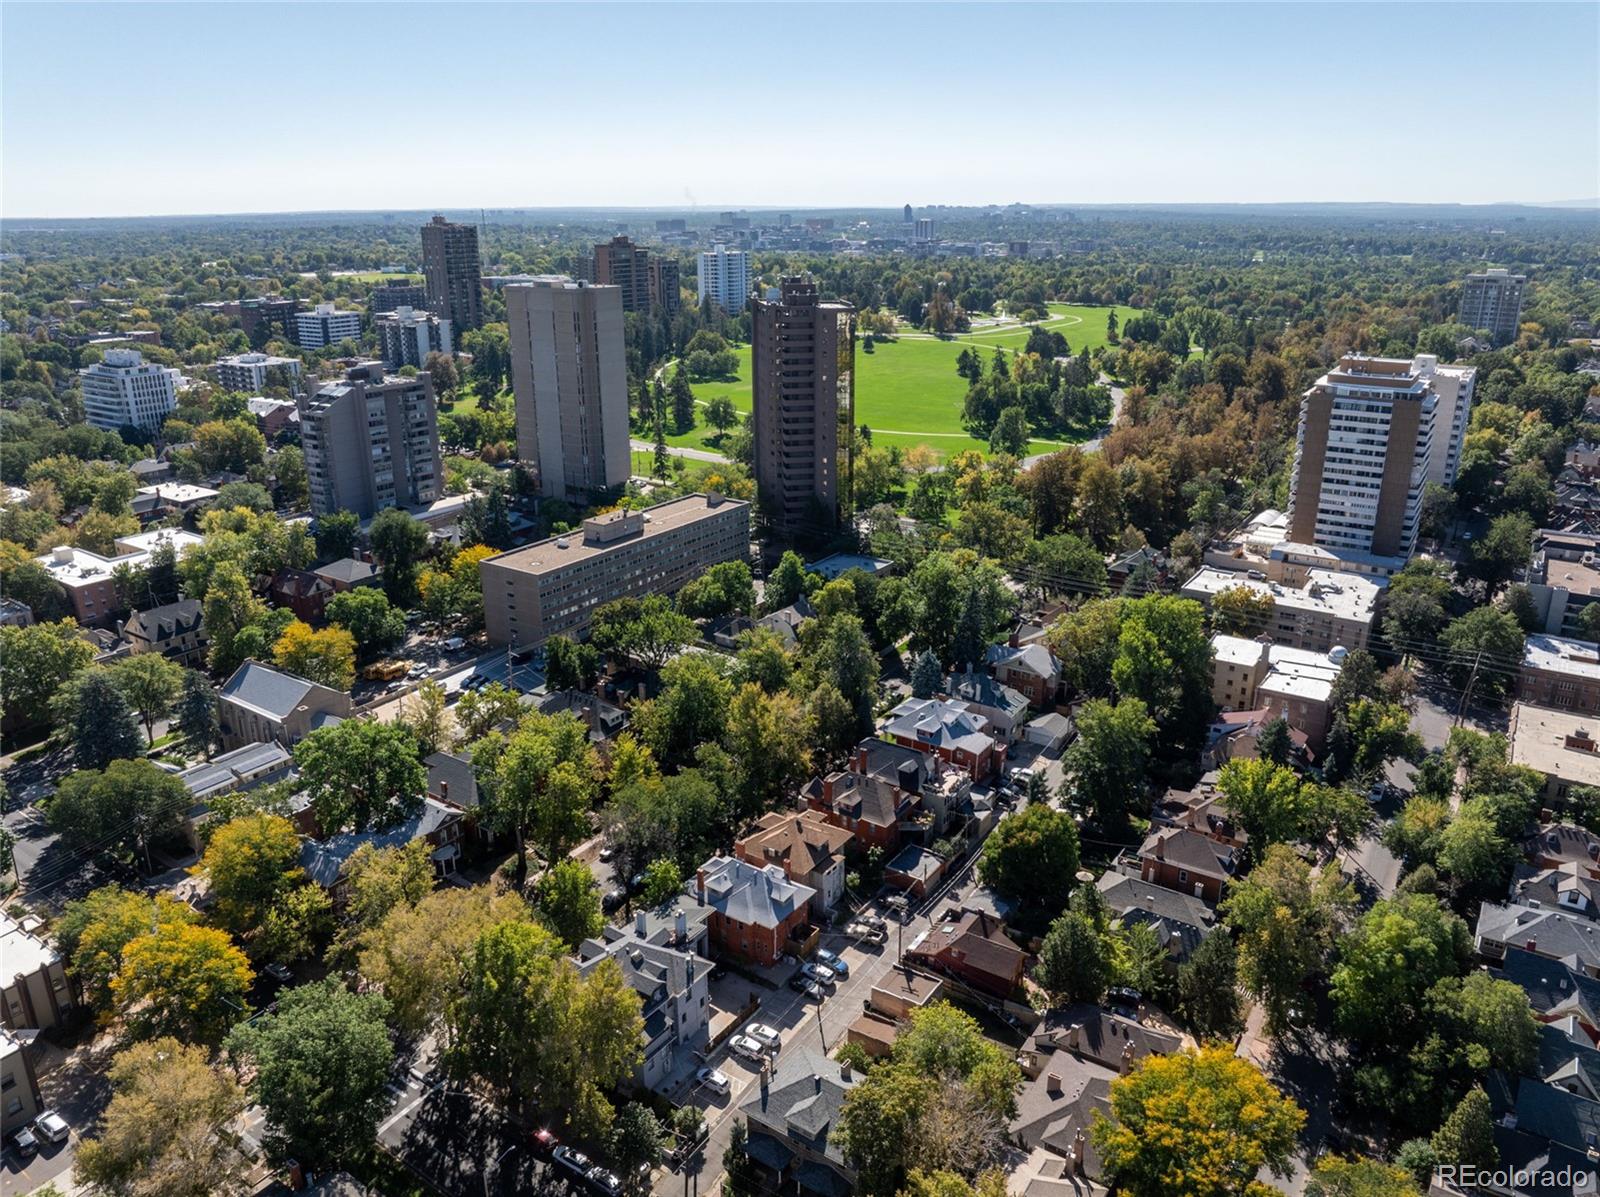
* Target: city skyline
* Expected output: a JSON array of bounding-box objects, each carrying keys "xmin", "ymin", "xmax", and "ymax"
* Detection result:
[{"xmin": 3, "ymin": 2, "xmax": 1595, "ymax": 219}]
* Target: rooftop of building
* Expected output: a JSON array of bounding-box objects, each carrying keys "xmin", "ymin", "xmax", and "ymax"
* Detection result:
[
  {"xmin": 298, "ymin": 798, "xmax": 458, "ymax": 888},
  {"xmin": 136, "ymin": 483, "xmax": 219, "ymax": 505},
  {"xmin": 882, "ymin": 697, "xmax": 999, "ymax": 757},
  {"xmin": 695, "ymin": 855, "xmax": 815, "ymax": 929},
  {"xmin": 219, "ymin": 659, "xmax": 345, "ymax": 721},
  {"xmin": 1180, "ymin": 567, "xmax": 1381, "ymax": 625},
  {"xmin": 0, "ymin": 911, "xmax": 60, "ymax": 985},
  {"xmin": 217, "ymin": 351, "xmax": 298, "ymax": 367},
  {"xmin": 1511, "ymin": 703, "xmax": 1600, "ymax": 787},
  {"xmin": 806, "ymin": 552, "xmax": 893, "ymax": 580},
  {"xmin": 481, "ymin": 493, "xmax": 748, "ymax": 576},
  {"xmin": 35, "ymin": 528, "xmax": 203, "ymax": 589},
  {"xmin": 1525, "ymin": 634, "xmax": 1600, "ymax": 681}
]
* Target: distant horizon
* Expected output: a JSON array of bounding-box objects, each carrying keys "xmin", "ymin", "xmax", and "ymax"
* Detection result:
[
  {"xmin": 4, "ymin": 198, "xmax": 1596, "ymax": 226},
  {"xmin": 3, "ymin": 2, "xmax": 1594, "ymax": 219}
]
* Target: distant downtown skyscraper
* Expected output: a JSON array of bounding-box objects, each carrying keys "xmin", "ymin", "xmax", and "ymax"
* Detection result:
[
  {"xmin": 505, "ymin": 276, "xmax": 631, "ymax": 500},
  {"xmin": 1285, "ymin": 353, "xmax": 1475, "ymax": 563},
  {"xmin": 750, "ymin": 277, "xmax": 855, "ymax": 534},
  {"xmin": 1457, "ymin": 268, "xmax": 1527, "ymax": 343},
  {"xmin": 421, "ymin": 215, "xmax": 483, "ymax": 333},
  {"xmin": 696, "ymin": 245, "xmax": 750, "ymax": 314}
]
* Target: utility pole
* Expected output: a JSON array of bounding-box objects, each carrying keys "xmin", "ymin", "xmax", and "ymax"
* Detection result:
[
  {"xmin": 814, "ymin": 992, "xmax": 827, "ymax": 1052},
  {"xmin": 1454, "ymin": 648, "xmax": 1485, "ymax": 727}
]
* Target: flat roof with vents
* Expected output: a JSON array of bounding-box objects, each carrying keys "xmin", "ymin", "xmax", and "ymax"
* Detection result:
[{"xmin": 481, "ymin": 493, "xmax": 748, "ymax": 577}]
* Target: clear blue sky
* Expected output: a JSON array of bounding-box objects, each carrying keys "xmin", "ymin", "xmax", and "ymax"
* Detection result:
[{"xmin": 4, "ymin": 2, "xmax": 1595, "ymax": 218}]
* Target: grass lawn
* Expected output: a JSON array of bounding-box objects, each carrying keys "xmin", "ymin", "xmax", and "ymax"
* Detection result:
[
  {"xmin": 338, "ymin": 270, "xmax": 422, "ymax": 284},
  {"xmin": 678, "ymin": 303, "xmax": 1138, "ymax": 460}
]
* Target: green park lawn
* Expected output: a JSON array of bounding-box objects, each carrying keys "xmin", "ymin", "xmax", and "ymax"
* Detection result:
[{"xmin": 678, "ymin": 302, "xmax": 1138, "ymax": 460}]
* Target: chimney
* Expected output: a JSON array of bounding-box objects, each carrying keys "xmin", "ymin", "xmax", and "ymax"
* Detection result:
[
  {"xmin": 696, "ymin": 869, "xmax": 707, "ymax": 903},
  {"xmin": 439, "ymin": 780, "xmax": 448, "ymax": 802},
  {"xmin": 840, "ymin": 1060, "xmax": 852, "ymax": 1081},
  {"xmin": 1067, "ymin": 1023, "xmax": 1082, "ymax": 1051},
  {"xmin": 635, "ymin": 910, "xmax": 648, "ymax": 938},
  {"xmin": 1072, "ymin": 1129, "xmax": 1087, "ymax": 1175},
  {"xmin": 675, "ymin": 908, "xmax": 687, "ymax": 941},
  {"xmin": 1121, "ymin": 1041, "xmax": 1136, "ymax": 1073},
  {"xmin": 1046, "ymin": 1072, "xmax": 1062, "ymax": 1095}
]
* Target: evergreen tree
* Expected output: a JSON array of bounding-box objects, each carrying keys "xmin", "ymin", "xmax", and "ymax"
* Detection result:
[
  {"xmin": 1177, "ymin": 932, "xmax": 1243, "ymax": 1040},
  {"xmin": 653, "ymin": 419, "xmax": 670, "ymax": 479},
  {"xmin": 73, "ymin": 671, "xmax": 143, "ymax": 771},
  {"xmin": 910, "ymin": 650, "xmax": 942, "ymax": 699},
  {"xmin": 670, "ymin": 367, "xmax": 696, "ymax": 432},
  {"xmin": 1257, "ymin": 717, "xmax": 1293, "ymax": 765},
  {"xmin": 950, "ymin": 582, "xmax": 988, "ymax": 671},
  {"xmin": 175, "ymin": 670, "xmax": 220, "ymax": 760},
  {"xmin": 1430, "ymin": 1088, "xmax": 1496, "ymax": 1172}
]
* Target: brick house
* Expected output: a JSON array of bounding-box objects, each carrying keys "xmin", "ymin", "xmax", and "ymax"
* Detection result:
[
  {"xmin": 905, "ymin": 908, "xmax": 1028, "ymax": 998},
  {"xmin": 693, "ymin": 856, "xmax": 815, "ymax": 967},
  {"xmin": 807, "ymin": 770, "xmax": 917, "ymax": 853},
  {"xmin": 1136, "ymin": 827, "xmax": 1237, "ymax": 905},
  {"xmin": 121, "ymin": 598, "xmax": 207, "ymax": 668},
  {"xmin": 985, "ymin": 642, "xmax": 1063, "ymax": 708},
  {"xmin": 880, "ymin": 697, "xmax": 1006, "ymax": 782},
  {"xmin": 735, "ymin": 810, "xmax": 852, "ymax": 915},
  {"xmin": 269, "ymin": 568, "xmax": 336, "ymax": 624}
]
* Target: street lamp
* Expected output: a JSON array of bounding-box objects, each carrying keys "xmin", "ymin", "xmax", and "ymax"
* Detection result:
[{"xmin": 485, "ymin": 1142, "xmax": 517, "ymax": 1197}]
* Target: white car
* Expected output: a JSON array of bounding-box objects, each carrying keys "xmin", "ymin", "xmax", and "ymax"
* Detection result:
[
  {"xmin": 441, "ymin": 636, "xmax": 466, "ymax": 651},
  {"xmin": 696, "ymin": 1066, "xmax": 731, "ymax": 1095},
  {"xmin": 743, "ymin": 1023, "xmax": 781, "ymax": 1052},
  {"xmin": 727, "ymin": 1034, "xmax": 766, "ymax": 1063},
  {"xmin": 33, "ymin": 1111, "xmax": 69, "ymax": 1145}
]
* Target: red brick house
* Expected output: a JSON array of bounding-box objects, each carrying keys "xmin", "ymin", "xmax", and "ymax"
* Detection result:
[
  {"xmin": 985, "ymin": 642, "xmax": 1063, "ymax": 709},
  {"xmin": 880, "ymin": 698, "xmax": 1005, "ymax": 782},
  {"xmin": 1137, "ymin": 827, "xmax": 1237, "ymax": 905},
  {"xmin": 269, "ymin": 568, "xmax": 335, "ymax": 624},
  {"xmin": 735, "ymin": 810, "xmax": 852, "ymax": 915},
  {"xmin": 905, "ymin": 908, "xmax": 1028, "ymax": 998},
  {"xmin": 807, "ymin": 770, "xmax": 916, "ymax": 853},
  {"xmin": 692, "ymin": 856, "xmax": 816, "ymax": 967}
]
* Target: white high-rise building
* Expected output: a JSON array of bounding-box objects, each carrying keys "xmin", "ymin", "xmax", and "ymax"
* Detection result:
[
  {"xmin": 505, "ymin": 277, "xmax": 631, "ymax": 500},
  {"xmin": 374, "ymin": 307, "xmax": 452, "ymax": 370},
  {"xmin": 79, "ymin": 348, "xmax": 182, "ymax": 431},
  {"xmin": 1286, "ymin": 354, "xmax": 1473, "ymax": 564},
  {"xmin": 214, "ymin": 351, "xmax": 302, "ymax": 393},
  {"xmin": 697, "ymin": 246, "xmax": 751, "ymax": 313},
  {"xmin": 293, "ymin": 303, "xmax": 363, "ymax": 350}
]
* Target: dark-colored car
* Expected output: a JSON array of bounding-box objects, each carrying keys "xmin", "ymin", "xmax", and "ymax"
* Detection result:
[
  {"xmin": 532, "ymin": 1128, "xmax": 560, "ymax": 1158},
  {"xmin": 602, "ymin": 887, "xmax": 628, "ymax": 913},
  {"xmin": 789, "ymin": 975, "xmax": 824, "ymax": 999},
  {"xmin": 553, "ymin": 1147, "xmax": 595, "ymax": 1185}
]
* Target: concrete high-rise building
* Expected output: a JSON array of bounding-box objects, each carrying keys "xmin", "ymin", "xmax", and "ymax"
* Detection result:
[
  {"xmin": 481, "ymin": 494, "xmax": 750, "ymax": 649},
  {"xmin": 293, "ymin": 303, "xmax": 363, "ymax": 350},
  {"xmin": 904, "ymin": 204, "xmax": 914, "ymax": 223},
  {"xmin": 914, "ymin": 218, "xmax": 935, "ymax": 243},
  {"xmin": 375, "ymin": 307, "xmax": 453, "ymax": 370},
  {"xmin": 421, "ymin": 215, "xmax": 483, "ymax": 333},
  {"xmin": 297, "ymin": 362, "xmax": 442, "ymax": 518},
  {"xmin": 750, "ymin": 277, "xmax": 854, "ymax": 534},
  {"xmin": 697, "ymin": 246, "xmax": 750, "ymax": 313},
  {"xmin": 1286, "ymin": 353, "xmax": 1474, "ymax": 563},
  {"xmin": 80, "ymin": 348, "xmax": 182, "ymax": 431},
  {"xmin": 505, "ymin": 277, "xmax": 631, "ymax": 500},
  {"xmin": 369, "ymin": 281, "xmax": 427, "ymax": 314},
  {"xmin": 1458, "ymin": 268, "xmax": 1527, "ymax": 342},
  {"xmin": 591, "ymin": 235, "xmax": 652, "ymax": 313},
  {"xmin": 214, "ymin": 351, "xmax": 302, "ymax": 394},
  {"xmin": 649, "ymin": 256, "xmax": 681, "ymax": 317}
]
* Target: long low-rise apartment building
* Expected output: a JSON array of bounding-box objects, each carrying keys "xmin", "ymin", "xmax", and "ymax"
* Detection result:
[
  {"xmin": 1179, "ymin": 566, "xmax": 1381, "ymax": 654},
  {"xmin": 480, "ymin": 492, "xmax": 750, "ymax": 649},
  {"xmin": 1518, "ymin": 633, "xmax": 1600, "ymax": 715}
]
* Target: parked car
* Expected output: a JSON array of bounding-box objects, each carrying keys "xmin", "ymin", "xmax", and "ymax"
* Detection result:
[
  {"xmin": 728, "ymin": 1034, "xmax": 766, "ymax": 1063},
  {"xmin": 602, "ymin": 887, "xmax": 628, "ymax": 913},
  {"xmin": 598, "ymin": 844, "xmax": 617, "ymax": 862},
  {"xmin": 587, "ymin": 1166, "xmax": 623, "ymax": 1196},
  {"xmin": 263, "ymin": 961, "xmax": 293, "ymax": 984},
  {"xmin": 33, "ymin": 1111, "xmax": 69, "ymax": 1145},
  {"xmin": 813, "ymin": 948, "xmax": 849, "ymax": 978},
  {"xmin": 553, "ymin": 1147, "xmax": 596, "ymax": 1184},
  {"xmin": 743, "ymin": 1023, "xmax": 781, "ymax": 1051},
  {"xmin": 531, "ymin": 1128, "xmax": 561, "ymax": 1157},
  {"xmin": 9, "ymin": 1126, "xmax": 38, "ymax": 1158},
  {"xmin": 441, "ymin": 636, "xmax": 466, "ymax": 651},
  {"xmin": 848, "ymin": 921, "xmax": 889, "ymax": 945},
  {"xmin": 801, "ymin": 962, "xmax": 837, "ymax": 989},
  {"xmin": 696, "ymin": 1066, "xmax": 731, "ymax": 1095},
  {"xmin": 1106, "ymin": 986, "xmax": 1143, "ymax": 1013},
  {"xmin": 789, "ymin": 975, "xmax": 824, "ymax": 1000}
]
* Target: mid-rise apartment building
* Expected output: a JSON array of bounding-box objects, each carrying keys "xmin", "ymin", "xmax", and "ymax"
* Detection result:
[
  {"xmin": 214, "ymin": 351, "xmax": 302, "ymax": 393},
  {"xmin": 375, "ymin": 306, "xmax": 452, "ymax": 369},
  {"xmin": 750, "ymin": 277, "xmax": 854, "ymax": 533},
  {"xmin": 1209, "ymin": 633, "xmax": 1345, "ymax": 749},
  {"xmin": 421, "ymin": 214, "xmax": 483, "ymax": 332},
  {"xmin": 480, "ymin": 493, "xmax": 750, "ymax": 648},
  {"xmin": 696, "ymin": 245, "xmax": 750, "ymax": 312},
  {"xmin": 1285, "ymin": 354, "xmax": 1473, "ymax": 561},
  {"xmin": 368, "ymin": 280, "xmax": 427, "ymax": 314},
  {"xmin": 293, "ymin": 303, "xmax": 363, "ymax": 350},
  {"xmin": 35, "ymin": 528, "xmax": 203, "ymax": 627},
  {"xmin": 297, "ymin": 362, "xmax": 441, "ymax": 518},
  {"xmin": 505, "ymin": 276, "xmax": 630, "ymax": 500},
  {"xmin": 0, "ymin": 913, "xmax": 73, "ymax": 1032},
  {"xmin": 80, "ymin": 347, "xmax": 182, "ymax": 431},
  {"xmin": 1458, "ymin": 268, "xmax": 1527, "ymax": 342},
  {"xmin": 1180, "ymin": 566, "xmax": 1381, "ymax": 654},
  {"xmin": 1518, "ymin": 634, "xmax": 1600, "ymax": 716}
]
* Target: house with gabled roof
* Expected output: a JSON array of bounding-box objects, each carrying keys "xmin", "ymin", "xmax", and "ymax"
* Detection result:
[
  {"xmin": 735, "ymin": 810, "xmax": 852, "ymax": 914},
  {"xmin": 297, "ymin": 797, "xmax": 462, "ymax": 901},
  {"xmin": 739, "ymin": 1047, "xmax": 857, "ymax": 1197},
  {"xmin": 1478, "ymin": 901, "xmax": 1600, "ymax": 977},
  {"xmin": 946, "ymin": 670, "xmax": 1029, "ymax": 740},
  {"xmin": 881, "ymin": 696, "xmax": 1005, "ymax": 781},
  {"xmin": 217, "ymin": 660, "xmax": 351, "ymax": 750},
  {"xmin": 121, "ymin": 598, "xmax": 207, "ymax": 667},
  {"xmin": 1094, "ymin": 873, "xmax": 1215, "ymax": 966},
  {"xmin": 691, "ymin": 855, "xmax": 815, "ymax": 967},
  {"xmin": 1136, "ymin": 826, "xmax": 1237, "ymax": 904},
  {"xmin": 985, "ymin": 641, "xmax": 1063, "ymax": 708},
  {"xmin": 905, "ymin": 907, "xmax": 1027, "ymax": 998}
]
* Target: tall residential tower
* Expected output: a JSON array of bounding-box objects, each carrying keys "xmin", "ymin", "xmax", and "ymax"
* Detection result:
[
  {"xmin": 421, "ymin": 215, "xmax": 483, "ymax": 333},
  {"xmin": 750, "ymin": 277, "xmax": 854, "ymax": 534},
  {"xmin": 297, "ymin": 362, "xmax": 442, "ymax": 518},
  {"xmin": 696, "ymin": 246, "xmax": 750, "ymax": 313},
  {"xmin": 505, "ymin": 277, "xmax": 630, "ymax": 500},
  {"xmin": 1458, "ymin": 268, "xmax": 1527, "ymax": 343},
  {"xmin": 1285, "ymin": 354, "xmax": 1474, "ymax": 564}
]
